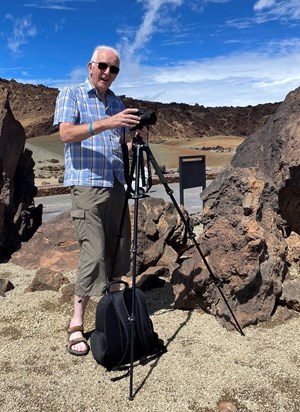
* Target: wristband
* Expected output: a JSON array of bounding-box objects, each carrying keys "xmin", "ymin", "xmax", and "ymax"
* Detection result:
[{"xmin": 89, "ymin": 121, "xmax": 94, "ymax": 136}]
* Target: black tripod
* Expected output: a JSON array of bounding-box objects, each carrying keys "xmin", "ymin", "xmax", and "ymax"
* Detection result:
[{"xmin": 115, "ymin": 133, "xmax": 244, "ymax": 400}]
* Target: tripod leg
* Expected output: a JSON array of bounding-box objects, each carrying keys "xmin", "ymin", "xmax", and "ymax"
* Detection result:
[
  {"xmin": 143, "ymin": 144, "xmax": 245, "ymax": 336},
  {"xmin": 129, "ymin": 142, "xmax": 146, "ymax": 400},
  {"xmin": 111, "ymin": 141, "xmax": 148, "ymax": 400}
]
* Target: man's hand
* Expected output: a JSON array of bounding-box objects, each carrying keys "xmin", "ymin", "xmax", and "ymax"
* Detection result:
[{"xmin": 109, "ymin": 108, "xmax": 141, "ymax": 129}]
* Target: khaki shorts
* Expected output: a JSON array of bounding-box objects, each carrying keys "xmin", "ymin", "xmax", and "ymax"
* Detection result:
[{"xmin": 70, "ymin": 180, "xmax": 131, "ymax": 297}]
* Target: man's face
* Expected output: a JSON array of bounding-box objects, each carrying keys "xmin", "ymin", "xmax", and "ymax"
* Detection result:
[{"xmin": 88, "ymin": 49, "xmax": 120, "ymax": 95}]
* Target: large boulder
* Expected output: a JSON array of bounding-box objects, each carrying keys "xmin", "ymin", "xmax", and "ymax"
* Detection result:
[
  {"xmin": 129, "ymin": 197, "xmax": 189, "ymax": 275},
  {"xmin": 11, "ymin": 210, "xmax": 79, "ymax": 271},
  {"xmin": 172, "ymin": 87, "xmax": 300, "ymax": 330},
  {"xmin": 0, "ymin": 86, "xmax": 42, "ymax": 258}
]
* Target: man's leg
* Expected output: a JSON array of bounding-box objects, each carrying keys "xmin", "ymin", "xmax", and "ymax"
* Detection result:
[
  {"xmin": 67, "ymin": 295, "xmax": 90, "ymax": 354},
  {"xmin": 66, "ymin": 186, "xmax": 110, "ymax": 355}
]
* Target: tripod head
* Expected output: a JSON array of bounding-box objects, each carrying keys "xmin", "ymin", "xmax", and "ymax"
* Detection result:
[{"xmin": 132, "ymin": 133, "xmax": 147, "ymax": 148}]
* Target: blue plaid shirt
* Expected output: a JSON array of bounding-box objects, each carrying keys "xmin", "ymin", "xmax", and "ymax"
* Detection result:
[{"xmin": 53, "ymin": 78, "xmax": 126, "ymax": 187}]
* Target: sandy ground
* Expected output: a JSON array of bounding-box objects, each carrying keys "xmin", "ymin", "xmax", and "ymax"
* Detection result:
[
  {"xmin": 25, "ymin": 133, "xmax": 243, "ymax": 186},
  {"xmin": 2, "ymin": 134, "xmax": 300, "ymax": 411},
  {"xmin": 1, "ymin": 261, "xmax": 300, "ymax": 412}
]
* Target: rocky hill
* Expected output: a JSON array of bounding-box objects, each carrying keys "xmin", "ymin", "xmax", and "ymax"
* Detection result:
[{"xmin": 0, "ymin": 77, "xmax": 280, "ymax": 142}]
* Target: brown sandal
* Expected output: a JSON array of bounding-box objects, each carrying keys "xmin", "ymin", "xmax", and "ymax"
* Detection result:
[{"xmin": 66, "ymin": 325, "xmax": 90, "ymax": 356}]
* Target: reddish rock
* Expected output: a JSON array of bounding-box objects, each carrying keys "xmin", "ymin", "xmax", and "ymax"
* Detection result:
[
  {"xmin": 25, "ymin": 267, "xmax": 69, "ymax": 292},
  {"xmin": 172, "ymin": 86, "xmax": 300, "ymax": 330},
  {"xmin": 217, "ymin": 401, "xmax": 238, "ymax": 412},
  {"xmin": 12, "ymin": 210, "xmax": 79, "ymax": 272},
  {"xmin": 11, "ymin": 198, "xmax": 191, "ymax": 281}
]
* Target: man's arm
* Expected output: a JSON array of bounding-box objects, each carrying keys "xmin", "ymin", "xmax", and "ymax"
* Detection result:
[{"xmin": 59, "ymin": 108, "xmax": 142, "ymax": 143}]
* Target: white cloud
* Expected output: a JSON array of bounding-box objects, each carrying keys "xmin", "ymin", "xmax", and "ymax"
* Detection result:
[
  {"xmin": 54, "ymin": 18, "xmax": 66, "ymax": 33},
  {"xmin": 254, "ymin": 0, "xmax": 275, "ymax": 11},
  {"xmin": 229, "ymin": 0, "xmax": 300, "ymax": 28},
  {"xmin": 111, "ymin": 0, "xmax": 300, "ymax": 105},
  {"xmin": 253, "ymin": 0, "xmax": 300, "ymax": 21},
  {"xmin": 10, "ymin": 0, "xmax": 300, "ymax": 107},
  {"xmin": 24, "ymin": 0, "xmax": 96, "ymax": 10},
  {"xmin": 120, "ymin": 0, "xmax": 184, "ymax": 62},
  {"xmin": 70, "ymin": 67, "xmax": 87, "ymax": 84},
  {"xmin": 4, "ymin": 14, "xmax": 14, "ymax": 21},
  {"xmin": 112, "ymin": 39, "xmax": 300, "ymax": 106},
  {"xmin": 15, "ymin": 31, "xmax": 300, "ymax": 107},
  {"xmin": 7, "ymin": 15, "xmax": 37, "ymax": 54}
]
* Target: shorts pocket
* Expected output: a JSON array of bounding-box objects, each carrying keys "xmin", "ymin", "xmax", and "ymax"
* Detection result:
[{"xmin": 71, "ymin": 209, "xmax": 87, "ymax": 241}]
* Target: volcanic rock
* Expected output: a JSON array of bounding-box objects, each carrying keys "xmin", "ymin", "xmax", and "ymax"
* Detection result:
[
  {"xmin": 0, "ymin": 277, "xmax": 15, "ymax": 296},
  {"xmin": 172, "ymin": 86, "xmax": 300, "ymax": 330},
  {"xmin": 0, "ymin": 86, "xmax": 42, "ymax": 258},
  {"xmin": 11, "ymin": 210, "xmax": 79, "ymax": 272},
  {"xmin": 11, "ymin": 197, "xmax": 191, "ymax": 284},
  {"xmin": 25, "ymin": 267, "xmax": 69, "ymax": 292}
]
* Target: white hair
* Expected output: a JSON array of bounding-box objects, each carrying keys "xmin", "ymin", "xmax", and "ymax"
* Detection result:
[{"xmin": 91, "ymin": 45, "xmax": 121, "ymax": 62}]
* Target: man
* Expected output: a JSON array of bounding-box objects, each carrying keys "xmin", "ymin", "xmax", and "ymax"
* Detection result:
[{"xmin": 54, "ymin": 45, "xmax": 147, "ymax": 356}]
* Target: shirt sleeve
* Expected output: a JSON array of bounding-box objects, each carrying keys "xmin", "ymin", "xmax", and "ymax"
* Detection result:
[{"xmin": 53, "ymin": 86, "xmax": 79, "ymax": 127}]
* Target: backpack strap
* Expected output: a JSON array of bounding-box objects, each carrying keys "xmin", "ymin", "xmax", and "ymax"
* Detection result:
[
  {"xmin": 105, "ymin": 280, "xmax": 129, "ymax": 293},
  {"xmin": 134, "ymin": 288, "xmax": 156, "ymax": 354},
  {"xmin": 112, "ymin": 289, "xmax": 132, "ymax": 367}
]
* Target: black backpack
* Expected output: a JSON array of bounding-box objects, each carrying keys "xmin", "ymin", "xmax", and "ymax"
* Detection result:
[{"xmin": 90, "ymin": 281, "xmax": 166, "ymax": 371}]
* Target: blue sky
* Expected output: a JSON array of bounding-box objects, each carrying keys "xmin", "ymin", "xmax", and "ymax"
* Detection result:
[{"xmin": 1, "ymin": 0, "xmax": 300, "ymax": 106}]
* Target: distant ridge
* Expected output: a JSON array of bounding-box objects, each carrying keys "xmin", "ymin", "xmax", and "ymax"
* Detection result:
[{"xmin": 0, "ymin": 77, "xmax": 280, "ymax": 142}]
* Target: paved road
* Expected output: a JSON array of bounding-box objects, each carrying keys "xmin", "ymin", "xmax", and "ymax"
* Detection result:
[{"xmin": 36, "ymin": 182, "xmax": 208, "ymax": 223}]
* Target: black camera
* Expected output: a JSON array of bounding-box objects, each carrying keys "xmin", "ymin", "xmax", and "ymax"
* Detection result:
[{"xmin": 132, "ymin": 110, "xmax": 157, "ymax": 130}]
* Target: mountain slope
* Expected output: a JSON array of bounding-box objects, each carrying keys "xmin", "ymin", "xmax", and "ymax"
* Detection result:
[{"xmin": 1, "ymin": 78, "xmax": 280, "ymax": 142}]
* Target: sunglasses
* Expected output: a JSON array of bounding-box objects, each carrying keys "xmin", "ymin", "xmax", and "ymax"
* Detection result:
[{"xmin": 92, "ymin": 61, "xmax": 120, "ymax": 75}]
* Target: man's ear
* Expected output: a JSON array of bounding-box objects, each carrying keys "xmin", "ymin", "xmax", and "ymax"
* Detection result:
[{"xmin": 88, "ymin": 61, "xmax": 93, "ymax": 74}]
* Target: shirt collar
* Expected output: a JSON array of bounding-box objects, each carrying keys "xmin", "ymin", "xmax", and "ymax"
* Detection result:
[{"xmin": 84, "ymin": 78, "xmax": 115, "ymax": 97}]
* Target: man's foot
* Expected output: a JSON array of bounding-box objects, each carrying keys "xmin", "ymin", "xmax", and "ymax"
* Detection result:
[{"xmin": 66, "ymin": 325, "xmax": 90, "ymax": 356}]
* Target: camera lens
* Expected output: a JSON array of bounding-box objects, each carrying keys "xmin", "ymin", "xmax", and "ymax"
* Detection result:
[{"xmin": 133, "ymin": 110, "xmax": 157, "ymax": 130}]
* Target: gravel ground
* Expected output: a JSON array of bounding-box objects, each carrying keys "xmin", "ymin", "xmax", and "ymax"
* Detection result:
[{"xmin": 1, "ymin": 261, "xmax": 300, "ymax": 412}]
